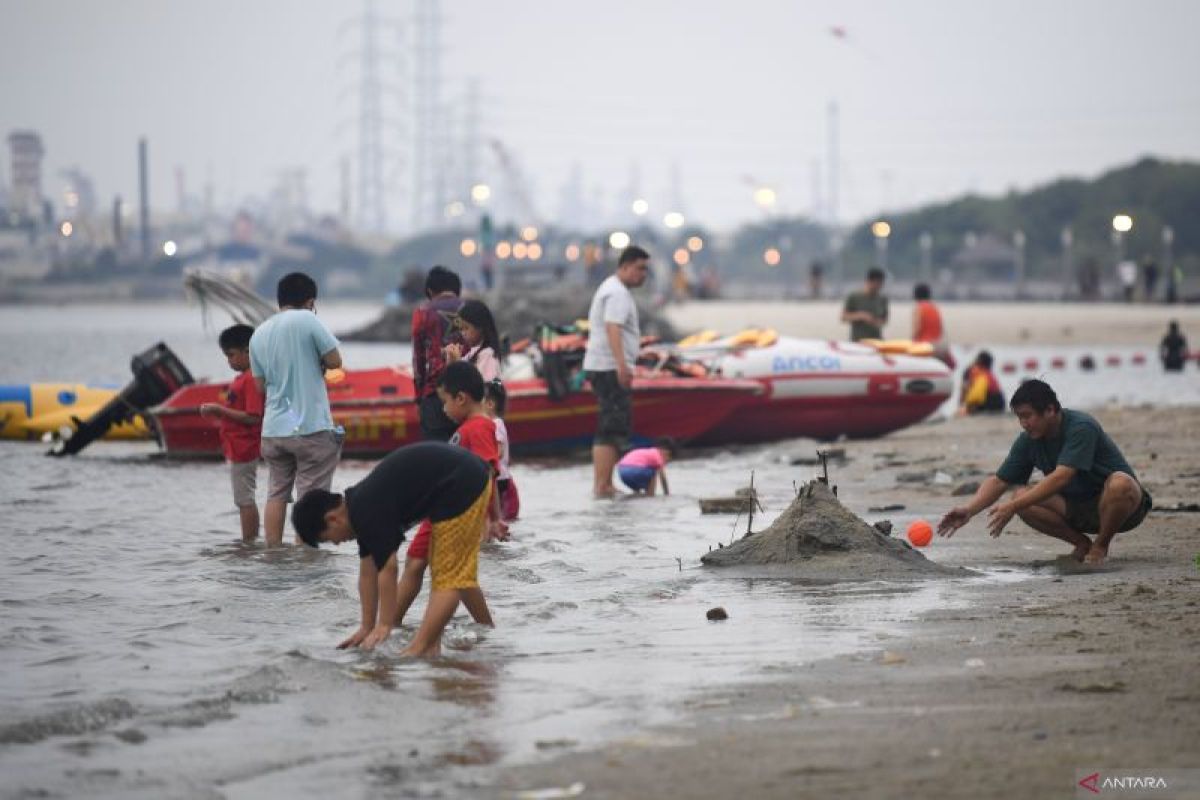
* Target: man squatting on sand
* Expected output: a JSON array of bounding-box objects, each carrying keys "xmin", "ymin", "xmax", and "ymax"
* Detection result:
[
  {"xmin": 937, "ymin": 379, "xmax": 1152, "ymax": 566},
  {"xmin": 291, "ymin": 441, "xmax": 496, "ymax": 657}
]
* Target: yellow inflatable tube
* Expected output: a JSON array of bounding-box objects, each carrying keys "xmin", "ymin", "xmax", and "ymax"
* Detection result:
[{"xmin": 0, "ymin": 384, "xmax": 150, "ymax": 441}]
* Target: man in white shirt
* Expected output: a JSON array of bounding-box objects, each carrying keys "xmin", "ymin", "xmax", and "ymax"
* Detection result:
[{"xmin": 582, "ymin": 245, "xmax": 650, "ymax": 497}]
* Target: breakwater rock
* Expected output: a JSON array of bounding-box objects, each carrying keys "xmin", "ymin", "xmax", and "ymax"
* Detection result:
[{"xmin": 339, "ymin": 290, "xmax": 680, "ymax": 344}]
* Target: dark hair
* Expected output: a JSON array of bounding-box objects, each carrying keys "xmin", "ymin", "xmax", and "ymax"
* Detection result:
[
  {"xmin": 1009, "ymin": 379, "xmax": 1061, "ymax": 414},
  {"xmin": 655, "ymin": 436, "xmax": 679, "ymax": 458},
  {"xmin": 484, "ymin": 379, "xmax": 508, "ymax": 417},
  {"xmin": 438, "ymin": 360, "xmax": 484, "ymax": 402},
  {"xmin": 292, "ymin": 489, "xmax": 343, "ymax": 547},
  {"xmin": 866, "ymin": 267, "xmax": 886, "ymax": 283},
  {"xmin": 914, "ymin": 283, "xmax": 931, "ymax": 301},
  {"xmin": 619, "ymin": 245, "xmax": 650, "ymax": 266},
  {"xmin": 457, "ymin": 299, "xmax": 502, "ymax": 358},
  {"xmin": 975, "ymin": 350, "xmax": 994, "ymax": 369},
  {"xmin": 219, "ymin": 323, "xmax": 254, "ymax": 351},
  {"xmin": 277, "ymin": 272, "xmax": 318, "ymax": 308},
  {"xmin": 424, "ymin": 265, "xmax": 461, "ymax": 297}
]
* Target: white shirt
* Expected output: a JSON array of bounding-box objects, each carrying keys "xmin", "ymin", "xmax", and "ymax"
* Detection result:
[
  {"xmin": 582, "ymin": 275, "xmax": 640, "ymax": 371},
  {"xmin": 493, "ymin": 417, "xmax": 512, "ymax": 480}
]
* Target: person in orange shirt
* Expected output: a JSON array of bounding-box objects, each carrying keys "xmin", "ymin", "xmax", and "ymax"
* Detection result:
[{"xmin": 912, "ymin": 283, "xmax": 953, "ymax": 367}]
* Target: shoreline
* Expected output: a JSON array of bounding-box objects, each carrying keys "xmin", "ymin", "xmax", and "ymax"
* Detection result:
[{"xmin": 491, "ymin": 407, "xmax": 1200, "ymax": 799}]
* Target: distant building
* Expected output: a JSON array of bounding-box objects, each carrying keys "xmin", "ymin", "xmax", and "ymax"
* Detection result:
[{"xmin": 7, "ymin": 130, "xmax": 45, "ymax": 221}]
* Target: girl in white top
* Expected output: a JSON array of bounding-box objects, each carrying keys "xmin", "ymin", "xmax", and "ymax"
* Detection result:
[
  {"xmin": 483, "ymin": 379, "xmax": 520, "ymax": 521},
  {"xmin": 446, "ymin": 299, "xmax": 502, "ymax": 381}
]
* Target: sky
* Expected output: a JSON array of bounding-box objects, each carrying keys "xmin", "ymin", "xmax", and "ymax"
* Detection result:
[{"xmin": 2, "ymin": 0, "xmax": 1199, "ymax": 234}]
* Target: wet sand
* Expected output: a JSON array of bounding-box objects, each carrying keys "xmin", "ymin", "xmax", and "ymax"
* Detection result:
[
  {"xmin": 496, "ymin": 406, "xmax": 1200, "ymax": 799},
  {"xmin": 666, "ymin": 300, "xmax": 1200, "ymax": 346}
]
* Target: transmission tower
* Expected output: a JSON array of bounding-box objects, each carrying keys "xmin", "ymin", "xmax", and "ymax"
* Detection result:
[
  {"xmin": 412, "ymin": 0, "xmax": 445, "ymax": 231},
  {"xmin": 356, "ymin": 0, "xmax": 386, "ymax": 233}
]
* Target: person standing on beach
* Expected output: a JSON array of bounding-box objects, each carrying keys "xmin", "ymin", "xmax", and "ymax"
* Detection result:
[
  {"xmin": 250, "ymin": 272, "xmax": 343, "ymax": 547},
  {"xmin": 911, "ymin": 283, "xmax": 951, "ymax": 365},
  {"xmin": 583, "ymin": 245, "xmax": 650, "ymax": 497},
  {"xmin": 937, "ymin": 380, "xmax": 1151, "ymax": 566},
  {"xmin": 411, "ymin": 266, "xmax": 464, "ymax": 441},
  {"xmin": 841, "ymin": 268, "xmax": 888, "ymax": 342}
]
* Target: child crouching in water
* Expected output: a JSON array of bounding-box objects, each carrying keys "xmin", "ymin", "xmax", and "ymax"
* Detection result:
[
  {"xmin": 617, "ymin": 437, "xmax": 677, "ymax": 496},
  {"xmin": 200, "ymin": 324, "xmax": 264, "ymax": 542},
  {"xmin": 484, "ymin": 379, "xmax": 519, "ymax": 522}
]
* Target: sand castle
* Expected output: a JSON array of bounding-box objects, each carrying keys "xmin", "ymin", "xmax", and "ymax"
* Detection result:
[{"xmin": 701, "ymin": 480, "xmax": 972, "ymax": 580}]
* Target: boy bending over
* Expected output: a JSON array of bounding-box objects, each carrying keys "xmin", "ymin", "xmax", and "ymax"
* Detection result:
[{"xmin": 292, "ymin": 441, "xmax": 495, "ymax": 657}]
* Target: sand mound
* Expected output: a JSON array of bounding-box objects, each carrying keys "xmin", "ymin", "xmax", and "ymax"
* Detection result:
[{"xmin": 700, "ymin": 481, "xmax": 971, "ymax": 580}]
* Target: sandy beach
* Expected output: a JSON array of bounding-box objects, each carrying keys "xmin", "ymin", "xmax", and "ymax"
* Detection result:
[
  {"xmin": 665, "ymin": 300, "xmax": 1200, "ymax": 347},
  {"xmin": 496, "ymin": 406, "xmax": 1200, "ymax": 799}
]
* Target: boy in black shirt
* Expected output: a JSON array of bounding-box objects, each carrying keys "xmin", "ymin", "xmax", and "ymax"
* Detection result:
[{"xmin": 292, "ymin": 442, "xmax": 495, "ymax": 657}]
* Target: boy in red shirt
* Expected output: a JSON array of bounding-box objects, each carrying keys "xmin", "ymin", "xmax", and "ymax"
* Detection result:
[
  {"xmin": 200, "ymin": 324, "xmax": 265, "ymax": 543},
  {"xmin": 393, "ymin": 361, "xmax": 504, "ymax": 627}
]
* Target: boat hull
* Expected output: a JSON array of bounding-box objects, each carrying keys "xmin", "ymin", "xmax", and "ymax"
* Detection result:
[
  {"xmin": 692, "ymin": 337, "xmax": 953, "ymax": 444},
  {"xmin": 0, "ymin": 384, "xmax": 150, "ymax": 442},
  {"xmin": 150, "ymin": 368, "xmax": 761, "ymax": 459}
]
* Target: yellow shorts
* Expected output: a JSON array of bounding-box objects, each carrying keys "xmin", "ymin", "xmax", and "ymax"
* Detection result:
[{"xmin": 429, "ymin": 481, "xmax": 492, "ymax": 590}]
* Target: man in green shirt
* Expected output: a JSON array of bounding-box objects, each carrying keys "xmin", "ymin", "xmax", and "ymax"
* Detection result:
[
  {"xmin": 938, "ymin": 380, "xmax": 1151, "ymax": 566},
  {"xmin": 841, "ymin": 267, "xmax": 889, "ymax": 342}
]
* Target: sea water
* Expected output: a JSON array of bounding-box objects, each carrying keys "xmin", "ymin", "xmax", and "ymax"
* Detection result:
[{"xmin": 0, "ymin": 303, "xmax": 1194, "ymax": 799}]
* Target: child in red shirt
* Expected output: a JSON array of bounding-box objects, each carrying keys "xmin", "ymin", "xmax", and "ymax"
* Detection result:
[
  {"xmin": 393, "ymin": 361, "xmax": 503, "ymax": 628},
  {"xmin": 200, "ymin": 324, "xmax": 264, "ymax": 543}
]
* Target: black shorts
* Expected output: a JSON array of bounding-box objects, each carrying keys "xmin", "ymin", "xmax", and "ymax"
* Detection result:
[
  {"xmin": 1065, "ymin": 483, "xmax": 1153, "ymax": 535},
  {"xmin": 586, "ymin": 370, "xmax": 632, "ymax": 449},
  {"xmin": 418, "ymin": 393, "xmax": 458, "ymax": 442}
]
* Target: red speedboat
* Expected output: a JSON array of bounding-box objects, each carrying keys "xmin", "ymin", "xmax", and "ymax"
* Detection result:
[{"xmin": 150, "ymin": 367, "xmax": 763, "ymax": 459}]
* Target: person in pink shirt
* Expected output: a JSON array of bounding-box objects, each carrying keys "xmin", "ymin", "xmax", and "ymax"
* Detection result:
[
  {"xmin": 445, "ymin": 299, "xmax": 503, "ymax": 382},
  {"xmin": 616, "ymin": 438, "xmax": 677, "ymax": 495}
]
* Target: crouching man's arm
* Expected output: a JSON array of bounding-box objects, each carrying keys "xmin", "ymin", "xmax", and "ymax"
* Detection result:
[
  {"xmin": 360, "ymin": 553, "xmax": 399, "ymax": 650},
  {"xmin": 338, "ymin": 556, "xmax": 382, "ymax": 649},
  {"xmin": 938, "ymin": 475, "xmax": 1010, "ymax": 538}
]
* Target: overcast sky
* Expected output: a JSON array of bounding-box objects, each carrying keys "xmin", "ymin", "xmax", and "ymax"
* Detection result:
[{"xmin": 2, "ymin": 0, "xmax": 1198, "ymax": 233}]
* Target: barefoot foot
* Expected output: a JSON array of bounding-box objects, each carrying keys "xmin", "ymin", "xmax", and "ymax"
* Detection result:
[
  {"xmin": 1083, "ymin": 543, "xmax": 1108, "ymax": 566},
  {"xmin": 1069, "ymin": 542, "xmax": 1092, "ymax": 562}
]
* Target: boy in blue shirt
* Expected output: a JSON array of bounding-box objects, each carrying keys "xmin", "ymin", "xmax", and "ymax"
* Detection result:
[{"xmin": 250, "ymin": 272, "xmax": 344, "ymax": 546}]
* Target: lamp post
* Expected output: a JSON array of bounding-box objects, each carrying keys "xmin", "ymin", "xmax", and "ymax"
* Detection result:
[
  {"xmin": 1112, "ymin": 213, "xmax": 1132, "ymax": 261},
  {"xmin": 871, "ymin": 220, "xmax": 890, "ymax": 270},
  {"xmin": 918, "ymin": 231, "xmax": 932, "ymax": 285},
  {"xmin": 1013, "ymin": 229, "xmax": 1026, "ymax": 299},
  {"xmin": 1060, "ymin": 226, "xmax": 1074, "ymax": 300},
  {"xmin": 1163, "ymin": 225, "xmax": 1176, "ymax": 303}
]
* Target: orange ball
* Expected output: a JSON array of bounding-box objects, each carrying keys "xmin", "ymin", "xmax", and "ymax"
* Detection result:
[{"xmin": 907, "ymin": 519, "xmax": 933, "ymax": 547}]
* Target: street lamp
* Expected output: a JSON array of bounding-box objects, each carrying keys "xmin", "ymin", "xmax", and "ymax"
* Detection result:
[
  {"xmin": 663, "ymin": 212, "xmax": 685, "ymax": 229},
  {"xmin": 631, "ymin": 198, "xmax": 649, "ymax": 216},
  {"xmin": 1060, "ymin": 226, "xmax": 1074, "ymax": 300},
  {"xmin": 1012, "ymin": 229, "xmax": 1026, "ymax": 299},
  {"xmin": 609, "ymin": 231, "xmax": 631, "ymax": 249},
  {"xmin": 871, "ymin": 220, "xmax": 890, "ymax": 269},
  {"xmin": 1112, "ymin": 213, "xmax": 1132, "ymax": 263},
  {"xmin": 918, "ymin": 232, "xmax": 933, "ymax": 284},
  {"xmin": 470, "ymin": 183, "xmax": 491, "ymax": 205},
  {"xmin": 753, "ymin": 187, "xmax": 777, "ymax": 210}
]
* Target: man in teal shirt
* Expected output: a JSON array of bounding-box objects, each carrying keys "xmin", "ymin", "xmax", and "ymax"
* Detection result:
[
  {"xmin": 250, "ymin": 272, "xmax": 343, "ymax": 546},
  {"xmin": 938, "ymin": 380, "xmax": 1151, "ymax": 566}
]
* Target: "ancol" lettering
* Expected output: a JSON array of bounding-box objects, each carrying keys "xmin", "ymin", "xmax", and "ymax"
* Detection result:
[{"xmin": 772, "ymin": 355, "xmax": 842, "ymax": 373}]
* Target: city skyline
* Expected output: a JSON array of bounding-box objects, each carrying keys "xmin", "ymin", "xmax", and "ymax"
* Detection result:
[{"xmin": 2, "ymin": 0, "xmax": 1199, "ymax": 234}]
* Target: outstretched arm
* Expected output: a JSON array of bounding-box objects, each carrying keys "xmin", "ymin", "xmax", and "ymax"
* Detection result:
[
  {"xmin": 938, "ymin": 475, "xmax": 1010, "ymax": 538},
  {"xmin": 361, "ymin": 553, "xmax": 399, "ymax": 649},
  {"xmin": 983, "ymin": 465, "xmax": 1076, "ymax": 538},
  {"xmin": 338, "ymin": 556, "xmax": 380, "ymax": 649}
]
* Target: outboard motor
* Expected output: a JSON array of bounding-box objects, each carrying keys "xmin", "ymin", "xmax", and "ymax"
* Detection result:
[{"xmin": 49, "ymin": 342, "xmax": 194, "ymax": 456}]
